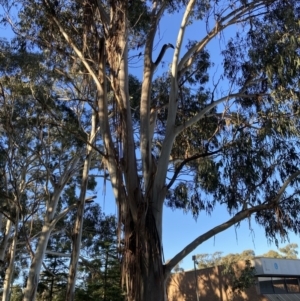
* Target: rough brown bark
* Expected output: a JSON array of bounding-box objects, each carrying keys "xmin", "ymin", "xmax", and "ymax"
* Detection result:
[{"xmin": 122, "ymin": 205, "xmax": 165, "ymax": 301}]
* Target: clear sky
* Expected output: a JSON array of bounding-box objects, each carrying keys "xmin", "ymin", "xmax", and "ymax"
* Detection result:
[{"xmin": 1, "ymin": 3, "xmax": 299, "ymax": 272}]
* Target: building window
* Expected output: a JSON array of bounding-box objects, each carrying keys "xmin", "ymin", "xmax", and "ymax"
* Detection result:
[
  {"xmin": 272, "ymin": 278, "xmax": 286, "ymax": 294},
  {"xmin": 259, "ymin": 278, "xmax": 274, "ymax": 294},
  {"xmin": 285, "ymin": 278, "xmax": 300, "ymax": 293},
  {"xmin": 258, "ymin": 277, "xmax": 300, "ymax": 294}
]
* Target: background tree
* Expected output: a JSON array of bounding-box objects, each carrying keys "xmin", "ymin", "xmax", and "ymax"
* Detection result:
[
  {"xmin": 194, "ymin": 244, "xmax": 299, "ymax": 293},
  {"xmin": 262, "ymin": 243, "xmax": 299, "ymax": 259},
  {"xmin": 0, "ymin": 40, "xmax": 99, "ymax": 301},
  {"xmin": 32, "ymin": 206, "xmax": 123, "ymax": 301},
  {"xmin": 74, "ymin": 213, "xmax": 123, "ymax": 301},
  {"xmin": 195, "ymin": 243, "xmax": 299, "ymax": 269}
]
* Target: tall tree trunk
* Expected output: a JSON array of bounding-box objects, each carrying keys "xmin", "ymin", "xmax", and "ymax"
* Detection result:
[
  {"xmin": 123, "ymin": 204, "xmax": 165, "ymax": 301},
  {"xmin": 0, "ymin": 219, "xmax": 12, "ymax": 261},
  {"xmin": 49, "ymin": 274, "xmax": 54, "ymax": 301},
  {"xmin": 2, "ymin": 215, "xmax": 18, "ymax": 301},
  {"xmin": 102, "ymin": 3, "xmax": 167, "ymax": 301},
  {"xmin": 65, "ymin": 110, "xmax": 96, "ymax": 301},
  {"xmin": 23, "ymin": 224, "xmax": 52, "ymax": 301},
  {"xmin": 0, "ymin": 213, "xmax": 3, "ymax": 235},
  {"xmin": 64, "ymin": 156, "xmax": 91, "ymax": 301},
  {"xmin": 23, "ymin": 156, "xmax": 81, "ymax": 301},
  {"xmin": 103, "ymin": 249, "xmax": 108, "ymax": 301}
]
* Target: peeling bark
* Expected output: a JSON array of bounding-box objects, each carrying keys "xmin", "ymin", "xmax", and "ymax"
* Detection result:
[{"xmin": 123, "ymin": 206, "xmax": 165, "ymax": 301}]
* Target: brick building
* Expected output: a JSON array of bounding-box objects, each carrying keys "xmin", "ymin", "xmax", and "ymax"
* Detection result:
[{"xmin": 167, "ymin": 258, "xmax": 300, "ymax": 301}]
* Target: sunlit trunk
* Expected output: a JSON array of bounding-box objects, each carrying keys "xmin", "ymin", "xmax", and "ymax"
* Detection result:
[
  {"xmin": 0, "ymin": 219, "xmax": 12, "ymax": 261},
  {"xmin": 65, "ymin": 103, "xmax": 96, "ymax": 301},
  {"xmin": 64, "ymin": 159, "xmax": 91, "ymax": 301},
  {"xmin": 23, "ymin": 224, "xmax": 52, "ymax": 301},
  {"xmin": 23, "ymin": 156, "xmax": 81, "ymax": 301},
  {"xmin": 2, "ymin": 215, "xmax": 18, "ymax": 301},
  {"xmin": 0, "ymin": 213, "xmax": 3, "ymax": 236}
]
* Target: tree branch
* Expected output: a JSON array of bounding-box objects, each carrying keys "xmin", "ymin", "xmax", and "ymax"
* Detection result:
[
  {"xmin": 45, "ymin": 250, "xmax": 86, "ymax": 263},
  {"xmin": 140, "ymin": 1, "xmax": 167, "ymax": 192},
  {"xmin": 164, "ymin": 203, "xmax": 267, "ymax": 275},
  {"xmin": 42, "ymin": 0, "xmax": 102, "ymax": 93},
  {"xmin": 167, "ymin": 148, "xmax": 223, "ymax": 189},
  {"xmin": 165, "ymin": 167, "xmax": 300, "ymax": 275},
  {"xmin": 154, "ymin": 0, "xmax": 197, "ymax": 210},
  {"xmin": 275, "ymin": 170, "xmax": 300, "ymax": 204},
  {"xmin": 48, "ymin": 197, "xmax": 94, "ymax": 231},
  {"xmin": 95, "ymin": 0, "xmax": 109, "ymax": 26},
  {"xmin": 177, "ymin": 0, "xmax": 269, "ymax": 75},
  {"xmin": 174, "ymin": 93, "xmax": 261, "ymax": 137}
]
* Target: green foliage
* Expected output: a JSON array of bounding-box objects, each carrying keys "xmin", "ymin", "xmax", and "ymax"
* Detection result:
[
  {"xmin": 230, "ymin": 260, "xmax": 256, "ymax": 293},
  {"xmin": 196, "ymin": 244, "xmax": 299, "ymax": 270},
  {"xmin": 196, "ymin": 249, "xmax": 256, "ymax": 270},
  {"xmin": 74, "ymin": 212, "xmax": 124, "ymax": 301},
  {"xmin": 262, "ymin": 250, "xmax": 283, "ymax": 259},
  {"xmin": 195, "ymin": 251, "xmax": 223, "ymax": 269},
  {"xmin": 0, "ymin": 40, "xmax": 103, "ymax": 301},
  {"xmin": 9, "ymin": 0, "xmax": 300, "ymax": 239},
  {"xmin": 31, "ymin": 206, "xmax": 124, "ymax": 301},
  {"xmin": 9, "ymin": 285, "xmax": 23, "ymax": 301}
]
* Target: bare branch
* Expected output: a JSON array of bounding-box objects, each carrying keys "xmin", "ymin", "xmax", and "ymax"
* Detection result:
[
  {"xmin": 164, "ymin": 203, "xmax": 267, "ymax": 275},
  {"xmin": 174, "ymin": 93, "xmax": 267, "ymax": 137},
  {"xmin": 42, "ymin": 0, "xmax": 102, "ymax": 92},
  {"xmin": 95, "ymin": 0, "xmax": 109, "ymax": 26},
  {"xmin": 167, "ymin": 148, "xmax": 223, "ymax": 189}
]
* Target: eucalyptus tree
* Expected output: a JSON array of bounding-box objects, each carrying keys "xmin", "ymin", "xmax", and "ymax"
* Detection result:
[
  {"xmin": 195, "ymin": 244, "xmax": 299, "ymax": 269},
  {"xmin": 0, "ymin": 42, "xmax": 50, "ymax": 301},
  {"xmin": 262, "ymin": 243, "xmax": 299, "ymax": 259},
  {"xmin": 0, "ymin": 41, "xmax": 98, "ymax": 301},
  {"xmin": 1, "ymin": 1, "xmax": 300, "ymax": 301}
]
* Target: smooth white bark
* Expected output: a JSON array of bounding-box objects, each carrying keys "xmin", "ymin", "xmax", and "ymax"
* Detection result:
[
  {"xmin": 154, "ymin": 0, "xmax": 197, "ymax": 241},
  {"xmin": 2, "ymin": 216, "xmax": 18, "ymax": 301},
  {"xmin": 0, "ymin": 219, "xmax": 12, "ymax": 261},
  {"xmin": 65, "ymin": 104, "xmax": 97, "ymax": 301},
  {"xmin": 23, "ymin": 156, "xmax": 81, "ymax": 301}
]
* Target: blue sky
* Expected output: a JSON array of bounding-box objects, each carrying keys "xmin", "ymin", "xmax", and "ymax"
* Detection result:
[{"xmin": 1, "ymin": 3, "xmax": 299, "ymax": 272}]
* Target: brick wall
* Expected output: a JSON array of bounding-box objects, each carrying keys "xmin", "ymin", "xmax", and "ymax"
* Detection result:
[{"xmin": 167, "ymin": 262, "xmax": 269, "ymax": 301}]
